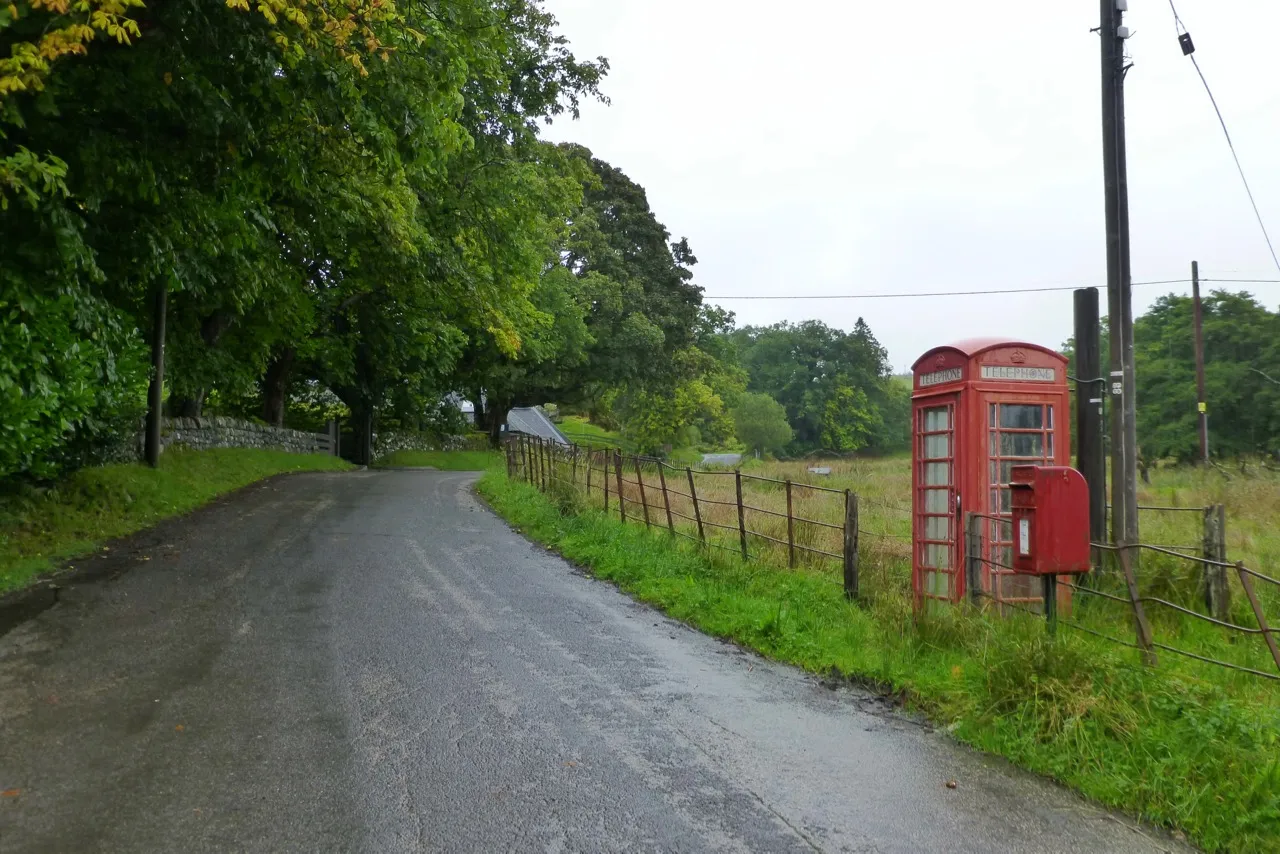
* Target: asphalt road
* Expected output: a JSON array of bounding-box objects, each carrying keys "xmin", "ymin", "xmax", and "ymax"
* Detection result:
[{"xmin": 0, "ymin": 470, "xmax": 1193, "ymax": 853}]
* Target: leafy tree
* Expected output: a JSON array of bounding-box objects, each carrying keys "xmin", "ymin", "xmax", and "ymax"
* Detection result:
[
  {"xmin": 730, "ymin": 318, "xmax": 900, "ymax": 454},
  {"xmin": 1, "ymin": 0, "xmax": 610, "ymax": 474},
  {"xmin": 1133, "ymin": 292, "xmax": 1280, "ymax": 461},
  {"xmin": 732, "ymin": 393, "xmax": 792, "ymax": 456}
]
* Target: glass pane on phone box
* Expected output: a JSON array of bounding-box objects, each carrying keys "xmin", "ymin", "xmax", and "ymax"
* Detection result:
[
  {"xmin": 925, "ymin": 462, "xmax": 950, "ymax": 486},
  {"xmin": 1000, "ymin": 460, "xmax": 1014, "ymax": 482},
  {"xmin": 999, "ymin": 404, "xmax": 1043, "ymax": 429},
  {"xmin": 925, "ymin": 434, "xmax": 949, "ymax": 459},
  {"xmin": 924, "ymin": 489, "xmax": 949, "ymax": 514},
  {"xmin": 989, "ymin": 403, "xmax": 998, "ymax": 426},
  {"xmin": 924, "ymin": 407, "xmax": 949, "ymax": 431},
  {"xmin": 1001, "ymin": 432, "xmax": 1043, "ymax": 457},
  {"xmin": 1001, "ymin": 489, "xmax": 1012, "ymax": 512},
  {"xmin": 926, "ymin": 516, "xmax": 950, "ymax": 540}
]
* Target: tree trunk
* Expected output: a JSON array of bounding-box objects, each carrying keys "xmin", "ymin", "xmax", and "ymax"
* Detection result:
[
  {"xmin": 471, "ymin": 389, "xmax": 486, "ymax": 431},
  {"xmin": 262, "ymin": 348, "xmax": 296, "ymax": 427},
  {"xmin": 144, "ymin": 284, "xmax": 168, "ymax": 467},
  {"xmin": 488, "ymin": 404, "xmax": 509, "ymax": 449}
]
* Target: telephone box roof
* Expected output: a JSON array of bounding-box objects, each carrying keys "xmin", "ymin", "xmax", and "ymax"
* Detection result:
[{"xmin": 911, "ymin": 338, "xmax": 1066, "ymax": 372}]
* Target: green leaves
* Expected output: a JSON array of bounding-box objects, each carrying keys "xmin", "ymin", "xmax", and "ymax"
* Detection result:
[{"xmin": 1, "ymin": 0, "xmax": 611, "ymax": 476}]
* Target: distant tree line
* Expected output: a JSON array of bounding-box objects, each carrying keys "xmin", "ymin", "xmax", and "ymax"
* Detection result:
[{"xmin": 1063, "ymin": 291, "xmax": 1280, "ymax": 463}]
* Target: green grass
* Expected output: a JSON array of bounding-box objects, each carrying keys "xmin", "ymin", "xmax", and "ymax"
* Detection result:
[
  {"xmin": 479, "ymin": 466, "xmax": 1280, "ymax": 854},
  {"xmin": 373, "ymin": 449, "xmax": 500, "ymax": 470},
  {"xmin": 0, "ymin": 448, "xmax": 351, "ymax": 593},
  {"xmin": 558, "ymin": 415, "xmax": 626, "ymax": 449}
]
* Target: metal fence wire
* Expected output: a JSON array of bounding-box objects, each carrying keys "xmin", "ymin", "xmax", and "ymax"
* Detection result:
[
  {"xmin": 506, "ymin": 435, "xmax": 1280, "ymax": 683},
  {"xmin": 507, "ymin": 435, "xmax": 862, "ymax": 598}
]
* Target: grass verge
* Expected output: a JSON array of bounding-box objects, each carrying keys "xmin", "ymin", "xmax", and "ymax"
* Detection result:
[
  {"xmin": 0, "ymin": 448, "xmax": 351, "ymax": 593},
  {"xmin": 478, "ymin": 467, "xmax": 1280, "ymax": 854},
  {"xmin": 374, "ymin": 449, "xmax": 500, "ymax": 470}
]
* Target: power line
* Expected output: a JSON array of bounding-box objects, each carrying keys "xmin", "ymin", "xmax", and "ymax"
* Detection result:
[
  {"xmin": 1166, "ymin": 0, "xmax": 1280, "ymax": 274},
  {"xmin": 703, "ymin": 277, "xmax": 1280, "ymax": 301}
]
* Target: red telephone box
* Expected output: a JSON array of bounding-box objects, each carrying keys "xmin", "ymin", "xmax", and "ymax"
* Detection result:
[{"xmin": 910, "ymin": 339, "xmax": 1070, "ymax": 608}]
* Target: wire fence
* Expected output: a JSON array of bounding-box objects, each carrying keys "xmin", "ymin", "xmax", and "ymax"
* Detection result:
[
  {"xmin": 506, "ymin": 435, "xmax": 1280, "ymax": 684},
  {"xmin": 507, "ymin": 435, "xmax": 864, "ymax": 597},
  {"xmin": 965, "ymin": 514, "xmax": 1280, "ymax": 682}
]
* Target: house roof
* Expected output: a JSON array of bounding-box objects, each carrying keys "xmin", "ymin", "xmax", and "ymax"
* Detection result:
[{"xmin": 506, "ymin": 407, "xmax": 569, "ymax": 445}]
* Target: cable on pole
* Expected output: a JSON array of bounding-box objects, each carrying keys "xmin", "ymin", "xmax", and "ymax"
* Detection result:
[
  {"xmin": 702, "ymin": 278, "xmax": 1280, "ymax": 301},
  {"xmin": 1166, "ymin": 0, "xmax": 1280, "ymax": 274}
]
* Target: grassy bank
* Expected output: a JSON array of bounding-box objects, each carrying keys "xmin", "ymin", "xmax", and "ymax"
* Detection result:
[
  {"xmin": 478, "ymin": 467, "xmax": 1280, "ymax": 854},
  {"xmin": 374, "ymin": 449, "xmax": 500, "ymax": 470},
  {"xmin": 0, "ymin": 448, "xmax": 351, "ymax": 593}
]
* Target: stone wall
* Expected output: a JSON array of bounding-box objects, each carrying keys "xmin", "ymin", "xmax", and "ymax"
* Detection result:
[
  {"xmin": 373, "ymin": 430, "xmax": 488, "ymax": 457},
  {"xmin": 108, "ymin": 417, "xmax": 335, "ymax": 461},
  {"xmin": 163, "ymin": 417, "xmax": 334, "ymax": 455}
]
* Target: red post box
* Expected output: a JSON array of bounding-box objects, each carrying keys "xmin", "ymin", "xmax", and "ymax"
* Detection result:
[
  {"xmin": 911, "ymin": 338, "xmax": 1072, "ymax": 609},
  {"xmin": 1009, "ymin": 465, "xmax": 1091, "ymax": 575}
]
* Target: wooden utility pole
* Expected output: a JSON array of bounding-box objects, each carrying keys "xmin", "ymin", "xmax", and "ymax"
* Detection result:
[
  {"xmin": 1191, "ymin": 261, "xmax": 1210, "ymax": 463},
  {"xmin": 144, "ymin": 284, "xmax": 168, "ymax": 467},
  {"xmin": 1074, "ymin": 288, "xmax": 1107, "ymax": 548},
  {"xmin": 1100, "ymin": 0, "xmax": 1139, "ymax": 548}
]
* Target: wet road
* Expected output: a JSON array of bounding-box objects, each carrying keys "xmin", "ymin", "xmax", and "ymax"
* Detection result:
[{"xmin": 0, "ymin": 470, "xmax": 1192, "ymax": 853}]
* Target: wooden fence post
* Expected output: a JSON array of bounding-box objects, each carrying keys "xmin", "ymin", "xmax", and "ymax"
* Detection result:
[
  {"xmin": 571, "ymin": 446, "xmax": 578, "ymax": 487},
  {"xmin": 843, "ymin": 490, "xmax": 859, "ymax": 601},
  {"xmin": 586, "ymin": 448, "xmax": 593, "ymax": 497},
  {"xmin": 1203, "ymin": 504, "xmax": 1230, "ymax": 621},
  {"xmin": 687, "ymin": 467, "xmax": 705, "ymax": 544},
  {"xmin": 735, "ymin": 470, "xmax": 748, "ymax": 560},
  {"xmin": 1236, "ymin": 562, "xmax": 1280, "ymax": 675},
  {"xmin": 505, "ymin": 438, "xmax": 515, "ymax": 478},
  {"xmin": 603, "ymin": 451, "xmax": 610, "ymax": 513},
  {"xmin": 1119, "ymin": 546, "xmax": 1158, "ymax": 666},
  {"xmin": 614, "ymin": 451, "xmax": 626, "ymax": 523},
  {"xmin": 965, "ymin": 513, "xmax": 983, "ymax": 605},
  {"xmin": 657, "ymin": 463, "xmax": 675, "ymax": 534},
  {"xmin": 635, "ymin": 458, "xmax": 651, "ymax": 527},
  {"xmin": 522, "ymin": 437, "xmax": 532, "ymax": 484},
  {"xmin": 785, "ymin": 479, "xmax": 796, "ymax": 569}
]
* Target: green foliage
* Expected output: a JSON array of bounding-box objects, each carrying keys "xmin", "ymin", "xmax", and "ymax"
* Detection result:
[
  {"xmin": 0, "ymin": 447, "xmax": 351, "ymax": 591},
  {"xmin": 732, "ymin": 392, "xmax": 792, "ymax": 456},
  {"xmin": 2, "ymin": 0, "xmax": 609, "ymax": 475},
  {"xmin": 731, "ymin": 318, "xmax": 907, "ymax": 455},
  {"xmin": 623, "ymin": 377, "xmax": 733, "ymax": 455},
  {"xmin": 0, "ymin": 275, "xmax": 147, "ymax": 480},
  {"xmin": 479, "ymin": 469, "xmax": 1280, "ymax": 854},
  {"xmin": 1134, "ymin": 292, "xmax": 1280, "ymax": 461},
  {"xmin": 1064, "ymin": 293, "xmax": 1280, "ymax": 461}
]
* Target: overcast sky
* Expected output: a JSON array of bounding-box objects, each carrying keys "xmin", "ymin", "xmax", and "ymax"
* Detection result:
[{"xmin": 539, "ymin": 0, "xmax": 1280, "ymax": 372}]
